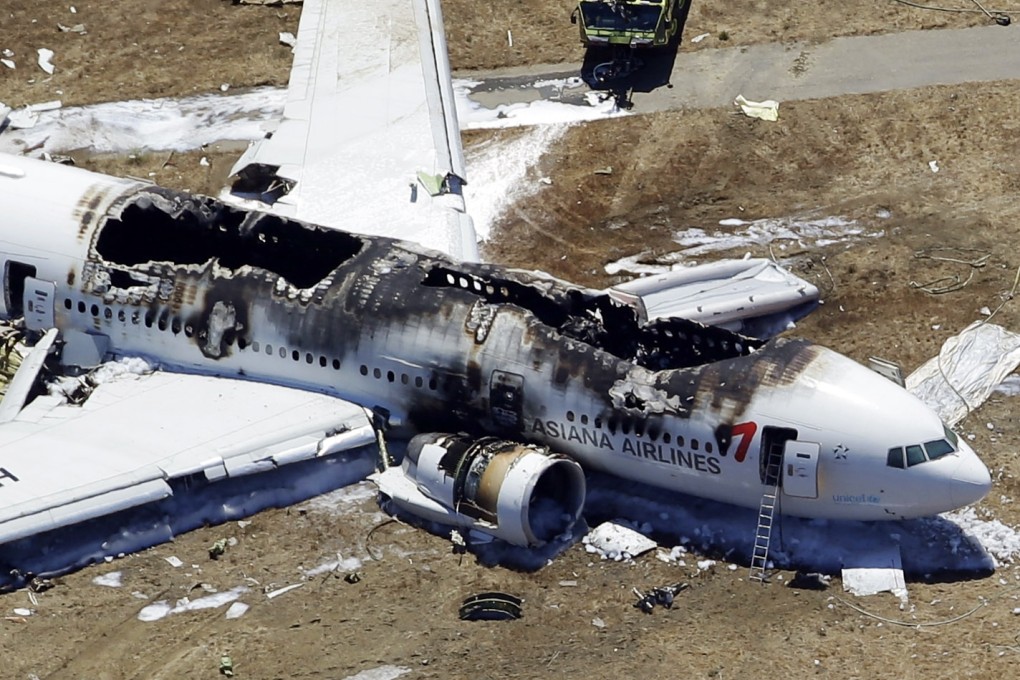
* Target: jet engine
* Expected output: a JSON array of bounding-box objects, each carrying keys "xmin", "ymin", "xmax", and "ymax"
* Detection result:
[{"xmin": 371, "ymin": 433, "xmax": 586, "ymax": 547}]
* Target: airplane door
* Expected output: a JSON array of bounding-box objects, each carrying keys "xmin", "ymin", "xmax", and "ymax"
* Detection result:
[
  {"xmin": 783, "ymin": 440, "xmax": 819, "ymax": 499},
  {"xmin": 23, "ymin": 277, "xmax": 55, "ymax": 331},
  {"xmin": 489, "ymin": 370, "xmax": 524, "ymax": 431}
]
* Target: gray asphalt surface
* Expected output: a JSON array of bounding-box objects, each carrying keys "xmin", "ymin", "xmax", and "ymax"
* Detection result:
[{"xmin": 462, "ymin": 24, "xmax": 1020, "ymax": 112}]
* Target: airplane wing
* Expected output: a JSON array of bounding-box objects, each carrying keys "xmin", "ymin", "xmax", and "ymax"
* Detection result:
[
  {"xmin": 0, "ymin": 343, "xmax": 375, "ymax": 580},
  {"xmin": 225, "ymin": 0, "xmax": 478, "ymax": 261}
]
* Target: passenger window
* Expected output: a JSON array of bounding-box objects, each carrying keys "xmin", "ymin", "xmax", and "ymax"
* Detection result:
[
  {"xmin": 580, "ymin": 414, "xmax": 589, "ymax": 425},
  {"xmin": 692, "ymin": 439, "xmax": 699, "ymax": 451},
  {"xmin": 566, "ymin": 411, "xmax": 575, "ymax": 422},
  {"xmin": 924, "ymin": 439, "xmax": 954, "ymax": 460},
  {"xmin": 663, "ymin": 432, "xmax": 671, "ymax": 444},
  {"xmin": 887, "ymin": 447, "xmax": 905, "ymax": 469},
  {"xmin": 705, "ymin": 442, "xmax": 713, "ymax": 454},
  {"xmin": 905, "ymin": 445, "xmax": 926, "ymax": 467}
]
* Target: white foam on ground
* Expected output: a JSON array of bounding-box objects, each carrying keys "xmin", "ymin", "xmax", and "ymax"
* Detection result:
[
  {"xmin": 341, "ymin": 666, "xmax": 411, "ymax": 680},
  {"xmin": 92, "ymin": 571, "xmax": 123, "ymax": 587},
  {"xmin": 0, "ymin": 89, "xmax": 285, "ymax": 155},
  {"xmin": 137, "ymin": 586, "xmax": 249, "ymax": 622},
  {"xmin": 945, "ymin": 507, "xmax": 1020, "ymax": 566},
  {"xmin": 464, "ymin": 124, "xmax": 567, "ymax": 240},
  {"xmin": 674, "ymin": 215, "xmax": 875, "ymax": 256},
  {"xmin": 453, "ymin": 79, "xmax": 626, "ymax": 130}
]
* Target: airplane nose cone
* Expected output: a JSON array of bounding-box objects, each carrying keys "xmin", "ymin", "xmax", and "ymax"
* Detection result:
[{"xmin": 949, "ymin": 454, "xmax": 992, "ymax": 508}]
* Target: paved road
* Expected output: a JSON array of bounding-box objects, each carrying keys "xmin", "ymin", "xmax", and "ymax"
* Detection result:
[{"xmin": 461, "ymin": 24, "xmax": 1020, "ymax": 113}]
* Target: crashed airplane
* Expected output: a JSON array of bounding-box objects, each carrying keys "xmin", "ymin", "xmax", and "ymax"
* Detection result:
[
  {"xmin": 0, "ymin": 0, "xmax": 992, "ymax": 580},
  {"xmin": 0, "ymin": 151, "xmax": 991, "ymax": 552}
]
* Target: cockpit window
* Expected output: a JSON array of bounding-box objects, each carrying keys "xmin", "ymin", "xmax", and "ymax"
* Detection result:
[
  {"xmin": 924, "ymin": 438, "xmax": 954, "ymax": 460},
  {"xmin": 887, "ymin": 434, "xmax": 958, "ymax": 469},
  {"xmin": 887, "ymin": 447, "xmax": 905, "ymax": 469},
  {"xmin": 905, "ymin": 445, "xmax": 926, "ymax": 466},
  {"xmin": 944, "ymin": 424, "xmax": 959, "ymax": 448}
]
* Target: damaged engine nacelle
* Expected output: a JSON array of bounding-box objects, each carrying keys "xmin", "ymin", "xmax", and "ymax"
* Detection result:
[{"xmin": 374, "ymin": 433, "xmax": 586, "ymax": 547}]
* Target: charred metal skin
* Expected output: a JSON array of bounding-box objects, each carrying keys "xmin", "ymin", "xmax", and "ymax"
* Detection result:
[{"xmin": 0, "ymin": 156, "xmax": 991, "ymax": 521}]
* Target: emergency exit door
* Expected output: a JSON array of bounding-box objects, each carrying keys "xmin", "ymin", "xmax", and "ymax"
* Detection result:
[{"xmin": 782, "ymin": 440, "xmax": 820, "ymax": 498}]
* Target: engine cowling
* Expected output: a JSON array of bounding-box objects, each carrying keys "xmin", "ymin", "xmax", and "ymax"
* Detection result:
[{"xmin": 371, "ymin": 433, "xmax": 586, "ymax": 547}]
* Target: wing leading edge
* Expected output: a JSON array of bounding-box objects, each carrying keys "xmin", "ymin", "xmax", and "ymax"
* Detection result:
[{"xmin": 226, "ymin": 0, "xmax": 478, "ymax": 261}]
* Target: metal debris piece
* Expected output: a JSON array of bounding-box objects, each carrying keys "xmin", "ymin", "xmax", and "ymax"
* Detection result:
[
  {"xmin": 459, "ymin": 592, "xmax": 523, "ymax": 621},
  {"xmin": 632, "ymin": 582, "xmax": 688, "ymax": 614},
  {"xmin": 0, "ymin": 59, "xmax": 13, "ymax": 69},
  {"xmin": 279, "ymin": 31, "xmax": 297, "ymax": 48},
  {"xmin": 594, "ymin": 166, "xmax": 613, "ymax": 175},
  {"xmin": 343, "ymin": 571, "xmax": 362, "ymax": 584},
  {"xmin": 209, "ymin": 538, "xmax": 228, "ymax": 560},
  {"xmin": 37, "ymin": 48, "xmax": 55, "ymax": 75},
  {"xmin": 265, "ymin": 583, "xmax": 304, "ymax": 599},
  {"xmin": 788, "ymin": 571, "xmax": 831, "ymax": 590},
  {"xmin": 734, "ymin": 94, "xmax": 779, "ymax": 121},
  {"xmin": 219, "ymin": 655, "xmax": 234, "ymax": 677},
  {"xmin": 57, "ymin": 23, "xmax": 86, "ymax": 34}
]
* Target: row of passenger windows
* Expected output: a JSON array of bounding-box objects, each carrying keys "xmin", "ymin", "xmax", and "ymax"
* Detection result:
[
  {"xmin": 564, "ymin": 409, "xmax": 713, "ymax": 453},
  {"xmin": 63, "ymin": 297, "xmax": 442, "ymax": 389},
  {"xmin": 359, "ymin": 364, "xmax": 439, "ymax": 391}
]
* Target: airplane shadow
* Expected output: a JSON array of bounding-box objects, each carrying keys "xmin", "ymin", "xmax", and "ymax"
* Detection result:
[
  {"xmin": 579, "ymin": 0, "xmax": 692, "ymax": 108},
  {"xmin": 581, "ymin": 472, "xmax": 995, "ymax": 582},
  {"xmin": 0, "ymin": 448, "xmax": 379, "ymax": 592}
]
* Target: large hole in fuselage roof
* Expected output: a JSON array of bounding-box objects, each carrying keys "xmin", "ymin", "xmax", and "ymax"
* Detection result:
[{"xmin": 95, "ymin": 188, "xmax": 363, "ymax": 289}]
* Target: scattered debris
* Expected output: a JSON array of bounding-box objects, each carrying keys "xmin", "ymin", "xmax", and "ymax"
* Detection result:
[
  {"xmin": 558, "ymin": 579, "xmax": 578, "ymax": 587},
  {"xmin": 632, "ymin": 583, "xmax": 688, "ymax": 613},
  {"xmin": 220, "ymin": 83, "xmax": 230, "ymax": 92},
  {"xmin": 265, "ymin": 583, "xmax": 304, "ymax": 599},
  {"xmin": 343, "ymin": 571, "xmax": 362, "ymax": 584},
  {"xmin": 219, "ymin": 655, "xmax": 234, "ymax": 677},
  {"xmin": 278, "ymin": 31, "xmax": 297, "ymax": 48},
  {"xmin": 593, "ymin": 166, "xmax": 613, "ymax": 175},
  {"xmin": 907, "ymin": 321, "xmax": 1020, "ymax": 425},
  {"xmin": 0, "ymin": 59, "xmax": 13, "ymax": 70},
  {"xmin": 591, "ymin": 616, "xmax": 606, "ymax": 628},
  {"xmin": 209, "ymin": 538, "xmax": 229, "ymax": 560},
  {"xmin": 164, "ymin": 556, "xmax": 184, "ymax": 568},
  {"xmin": 224, "ymin": 602, "xmax": 249, "ymax": 620},
  {"xmin": 690, "ymin": 33, "xmax": 710, "ymax": 43},
  {"xmin": 36, "ymin": 48, "xmax": 55, "ymax": 75},
  {"xmin": 12, "ymin": 607, "xmax": 32, "ymax": 617},
  {"xmin": 929, "ymin": 159, "xmax": 940, "ymax": 173},
  {"xmin": 5, "ymin": 100, "xmax": 62, "ymax": 130},
  {"xmin": 449, "ymin": 528, "xmax": 467, "ymax": 554},
  {"xmin": 734, "ymin": 94, "xmax": 779, "ymax": 121},
  {"xmin": 57, "ymin": 23, "xmax": 86, "ymax": 34},
  {"xmin": 92, "ymin": 571, "xmax": 123, "ymax": 588},
  {"xmin": 841, "ymin": 545, "xmax": 908, "ymax": 604},
  {"xmin": 459, "ymin": 592, "xmax": 523, "ymax": 621},
  {"xmin": 788, "ymin": 571, "xmax": 831, "ymax": 590},
  {"xmin": 583, "ymin": 521, "xmax": 656, "ymax": 561}
]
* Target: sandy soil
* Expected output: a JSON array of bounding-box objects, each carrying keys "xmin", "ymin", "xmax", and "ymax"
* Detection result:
[{"xmin": 3, "ymin": 1, "xmax": 1020, "ymax": 679}]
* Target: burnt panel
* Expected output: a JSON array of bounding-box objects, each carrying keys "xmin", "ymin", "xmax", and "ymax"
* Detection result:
[{"xmin": 94, "ymin": 188, "xmax": 364, "ymax": 289}]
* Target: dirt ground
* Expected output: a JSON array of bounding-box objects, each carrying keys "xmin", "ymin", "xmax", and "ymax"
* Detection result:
[{"xmin": 4, "ymin": 1, "xmax": 1020, "ymax": 679}]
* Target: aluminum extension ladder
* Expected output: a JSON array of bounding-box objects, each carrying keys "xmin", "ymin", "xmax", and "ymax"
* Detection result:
[{"xmin": 749, "ymin": 453, "xmax": 783, "ymax": 582}]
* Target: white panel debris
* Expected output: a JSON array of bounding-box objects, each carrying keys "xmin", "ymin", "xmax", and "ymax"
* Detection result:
[
  {"xmin": 841, "ymin": 544, "xmax": 908, "ymax": 602},
  {"xmin": 907, "ymin": 321, "xmax": 1020, "ymax": 425},
  {"xmin": 583, "ymin": 521, "xmax": 656, "ymax": 561},
  {"xmin": 37, "ymin": 48, "xmax": 56, "ymax": 75},
  {"xmin": 734, "ymin": 94, "xmax": 779, "ymax": 121}
]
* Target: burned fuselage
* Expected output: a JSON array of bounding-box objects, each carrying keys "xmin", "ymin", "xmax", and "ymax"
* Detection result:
[{"xmin": 0, "ymin": 156, "xmax": 990, "ymax": 520}]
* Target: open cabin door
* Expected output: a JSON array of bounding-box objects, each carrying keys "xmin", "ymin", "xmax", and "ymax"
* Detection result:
[{"xmin": 782, "ymin": 440, "xmax": 819, "ymax": 498}]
